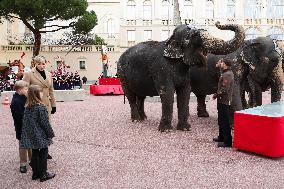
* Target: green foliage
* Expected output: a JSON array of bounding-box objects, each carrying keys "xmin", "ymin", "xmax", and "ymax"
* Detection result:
[
  {"xmin": 0, "ymin": 0, "xmax": 97, "ymax": 34},
  {"xmin": 93, "ymin": 35, "xmax": 107, "ymax": 45},
  {"xmin": 74, "ymin": 11, "xmax": 97, "ymax": 34}
]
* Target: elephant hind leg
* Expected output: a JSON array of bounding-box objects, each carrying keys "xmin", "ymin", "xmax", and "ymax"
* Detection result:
[
  {"xmin": 137, "ymin": 96, "xmax": 147, "ymax": 121},
  {"xmin": 123, "ymin": 86, "xmax": 142, "ymax": 122}
]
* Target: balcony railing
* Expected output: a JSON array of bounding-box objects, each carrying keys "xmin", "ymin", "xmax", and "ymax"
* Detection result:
[
  {"xmin": 143, "ymin": 20, "xmax": 152, "ymax": 26},
  {"xmin": 127, "ymin": 41, "xmax": 136, "ymax": 47},
  {"xmin": 183, "ymin": 19, "xmax": 194, "ymax": 25},
  {"xmin": 204, "ymin": 19, "xmax": 215, "ymax": 25},
  {"xmin": 162, "ymin": 20, "xmax": 172, "ymax": 25},
  {"xmin": 1, "ymin": 45, "xmax": 116, "ymax": 52},
  {"xmin": 126, "ymin": 19, "xmax": 136, "ymax": 26}
]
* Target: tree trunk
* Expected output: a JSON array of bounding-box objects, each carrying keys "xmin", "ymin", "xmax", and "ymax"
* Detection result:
[
  {"xmin": 173, "ymin": 0, "xmax": 181, "ymax": 26},
  {"xmin": 33, "ymin": 31, "xmax": 41, "ymax": 57}
]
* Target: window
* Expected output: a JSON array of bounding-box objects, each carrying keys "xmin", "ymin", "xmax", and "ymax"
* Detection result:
[
  {"xmin": 161, "ymin": 30, "xmax": 170, "ymax": 40},
  {"xmin": 161, "ymin": 0, "xmax": 173, "ymax": 20},
  {"xmin": 227, "ymin": 0, "xmax": 236, "ymax": 19},
  {"xmin": 206, "ymin": 0, "xmax": 214, "ymax": 18},
  {"xmin": 183, "ymin": 0, "xmax": 194, "ymax": 19},
  {"xmin": 79, "ymin": 60, "xmax": 86, "ymax": 70},
  {"xmin": 127, "ymin": 30, "xmax": 136, "ymax": 46},
  {"xmin": 143, "ymin": 0, "xmax": 152, "ymax": 20},
  {"xmin": 245, "ymin": 0, "xmax": 262, "ymax": 19},
  {"xmin": 127, "ymin": 0, "xmax": 136, "ymax": 20},
  {"xmin": 245, "ymin": 27, "xmax": 261, "ymax": 40},
  {"xmin": 267, "ymin": 27, "xmax": 284, "ymax": 40},
  {"xmin": 56, "ymin": 61, "xmax": 61, "ymax": 68},
  {"xmin": 267, "ymin": 0, "xmax": 284, "ymax": 19},
  {"xmin": 144, "ymin": 30, "xmax": 152, "ymax": 41},
  {"xmin": 107, "ymin": 19, "xmax": 115, "ymax": 38}
]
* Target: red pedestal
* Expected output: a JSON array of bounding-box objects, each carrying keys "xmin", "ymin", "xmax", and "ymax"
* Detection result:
[
  {"xmin": 234, "ymin": 102, "xmax": 284, "ymax": 158},
  {"xmin": 99, "ymin": 78, "xmax": 121, "ymax": 85},
  {"xmin": 90, "ymin": 85, "xmax": 124, "ymax": 95}
]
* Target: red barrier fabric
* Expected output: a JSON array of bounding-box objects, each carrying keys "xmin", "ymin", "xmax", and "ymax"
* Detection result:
[
  {"xmin": 234, "ymin": 111, "xmax": 284, "ymax": 158},
  {"xmin": 99, "ymin": 78, "xmax": 121, "ymax": 85},
  {"xmin": 90, "ymin": 85, "xmax": 124, "ymax": 95}
]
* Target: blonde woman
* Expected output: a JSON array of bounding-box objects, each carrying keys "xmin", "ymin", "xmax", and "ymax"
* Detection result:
[
  {"xmin": 21, "ymin": 85, "xmax": 55, "ymax": 182},
  {"xmin": 23, "ymin": 55, "xmax": 56, "ymax": 116},
  {"xmin": 23, "ymin": 55, "xmax": 56, "ymax": 160}
]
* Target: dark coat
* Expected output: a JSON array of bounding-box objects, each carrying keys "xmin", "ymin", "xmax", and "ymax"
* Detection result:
[
  {"xmin": 217, "ymin": 69, "xmax": 234, "ymax": 105},
  {"xmin": 10, "ymin": 93, "xmax": 27, "ymax": 140},
  {"xmin": 20, "ymin": 104, "xmax": 55, "ymax": 149}
]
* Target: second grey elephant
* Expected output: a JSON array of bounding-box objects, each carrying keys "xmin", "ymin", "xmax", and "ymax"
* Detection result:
[{"xmin": 190, "ymin": 37, "xmax": 283, "ymax": 117}]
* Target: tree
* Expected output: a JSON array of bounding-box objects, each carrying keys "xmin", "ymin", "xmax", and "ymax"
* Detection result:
[{"xmin": 0, "ymin": 0, "xmax": 98, "ymax": 56}]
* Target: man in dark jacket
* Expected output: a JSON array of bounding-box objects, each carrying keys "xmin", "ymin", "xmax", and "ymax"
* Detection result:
[
  {"xmin": 10, "ymin": 80, "xmax": 32, "ymax": 173},
  {"xmin": 213, "ymin": 58, "xmax": 234, "ymax": 147}
]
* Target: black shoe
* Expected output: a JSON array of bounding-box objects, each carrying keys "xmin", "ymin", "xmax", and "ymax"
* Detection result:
[
  {"xmin": 47, "ymin": 154, "xmax": 52, "ymax": 159},
  {"xmin": 40, "ymin": 171, "xmax": 56, "ymax": 182},
  {"xmin": 20, "ymin": 166, "xmax": 27, "ymax": 173},
  {"xmin": 217, "ymin": 142, "xmax": 232, "ymax": 148},
  {"xmin": 213, "ymin": 137, "xmax": 223, "ymax": 142},
  {"xmin": 32, "ymin": 173, "xmax": 40, "ymax": 180}
]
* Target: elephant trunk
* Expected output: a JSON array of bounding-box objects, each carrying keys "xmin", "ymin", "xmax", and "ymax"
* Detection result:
[{"xmin": 201, "ymin": 22, "xmax": 245, "ymax": 55}]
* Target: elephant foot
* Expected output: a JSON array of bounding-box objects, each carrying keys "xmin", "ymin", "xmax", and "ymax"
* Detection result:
[
  {"xmin": 139, "ymin": 113, "xmax": 147, "ymax": 121},
  {"xmin": 131, "ymin": 112, "xmax": 142, "ymax": 122},
  {"xmin": 176, "ymin": 122, "xmax": 191, "ymax": 131},
  {"xmin": 197, "ymin": 110, "xmax": 209, "ymax": 117},
  {"xmin": 158, "ymin": 122, "xmax": 173, "ymax": 132}
]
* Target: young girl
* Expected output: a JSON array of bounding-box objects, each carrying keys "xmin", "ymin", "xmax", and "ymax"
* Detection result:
[{"xmin": 20, "ymin": 85, "xmax": 56, "ymax": 182}]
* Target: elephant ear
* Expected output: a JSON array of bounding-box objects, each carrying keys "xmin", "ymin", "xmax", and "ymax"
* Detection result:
[{"xmin": 163, "ymin": 34, "xmax": 184, "ymax": 58}]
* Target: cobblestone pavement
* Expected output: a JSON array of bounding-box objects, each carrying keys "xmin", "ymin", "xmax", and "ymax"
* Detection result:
[{"xmin": 0, "ymin": 93, "xmax": 283, "ymax": 188}]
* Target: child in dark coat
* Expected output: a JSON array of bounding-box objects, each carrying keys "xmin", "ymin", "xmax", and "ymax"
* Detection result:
[
  {"xmin": 10, "ymin": 80, "xmax": 31, "ymax": 173},
  {"xmin": 21, "ymin": 85, "xmax": 56, "ymax": 182}
]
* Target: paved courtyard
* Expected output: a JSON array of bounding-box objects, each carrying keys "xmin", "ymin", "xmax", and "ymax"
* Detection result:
[{"xmin": 0, "ymin": 93, "xmax": 283, "ymax": 188}]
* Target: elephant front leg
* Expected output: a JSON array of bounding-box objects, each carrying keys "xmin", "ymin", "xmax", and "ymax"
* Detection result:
[
  {"xmin": 158, "ymin": 88, "xmax": 174, "ymax": 132},
  {"xmin": 197, "ymin": 94, "xmax": 209, "ymax": 117},
  {"xmin": 176, "ymin": 87, "xmax": 191, "ymax": 131}
]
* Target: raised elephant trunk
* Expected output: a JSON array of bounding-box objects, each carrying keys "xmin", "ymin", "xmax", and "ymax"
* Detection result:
[{"xmin": 201, "ymin": 22, "xmax": 245, "ymax": 55}]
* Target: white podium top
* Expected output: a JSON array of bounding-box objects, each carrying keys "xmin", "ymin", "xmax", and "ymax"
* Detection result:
[{"xmin": 236, "ymin": 101, "xmax": 284, "ymax": 117}]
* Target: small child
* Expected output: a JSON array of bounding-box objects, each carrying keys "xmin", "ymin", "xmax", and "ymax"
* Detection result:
[
  {"xmin": 20, "ymin": 85, "xmax": 56, "ymax": 182},
  {"xmin": 10, "ymin": 80, "xmax": 31, "ymax": 173}
]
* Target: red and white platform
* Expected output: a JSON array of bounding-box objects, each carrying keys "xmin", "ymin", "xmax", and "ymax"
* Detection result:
[
  {"xmin": 90, "ymin": 78, "xmax": 124, "ymax": 95},
  {"xmin": 234, "ymin": 101, "xmax": 284, "ymax": 158}
]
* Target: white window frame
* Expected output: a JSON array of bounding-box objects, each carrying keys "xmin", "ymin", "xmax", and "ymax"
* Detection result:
[
  {"xmin": 79, "ymin": 60, "xmax": 87, "ymax": 70},
  {"xmin": 267, "ymin": 0, "xmax": 284, "ymax": 19},
  {"xmin": 245, "ymin": 0, "xmax": 262, "ymax": 19},
  {"xmin": 227, "ymin": 0, "xmax": 236, "ymax": 19},
  {"xmin": 127, "ymin": 0, "xmax": 136, "ymax": 20},
  {"xmin": 206, "ymin": 0, "xmax": 214, "ymax": 19},
  {"xmin": 143, "ymin": 30, "xmax": 152, "ymax": 41},
  {"xmin": 143, "ymin": 0, "xmax": 152, "ymax": 20},
  {"xmin": 107, "ymin": 18, "xmax": 116, "ymax": 38},
  {"xmin": 161, "ymin": 30, "xmax": 170, "ymax": 41}
]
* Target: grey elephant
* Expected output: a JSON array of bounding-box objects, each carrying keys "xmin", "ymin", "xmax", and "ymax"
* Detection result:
[
  {"xmin": 190, "ymin": 37, "xmax": 283, "ymax": 117},
  {"xmin": 117, "ymin": 22, "xmax": 245, "ymax": 131}
]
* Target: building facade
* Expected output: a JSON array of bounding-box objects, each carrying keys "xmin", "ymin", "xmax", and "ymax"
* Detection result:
[{"xmin": 1, "ymin": 0, "xmax": 284, "ymax": 81}]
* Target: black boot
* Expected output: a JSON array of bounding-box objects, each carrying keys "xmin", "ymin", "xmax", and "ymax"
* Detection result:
[
  {"xmin": 47, "ymin": 154, "xmax": 52, "ymax": 159},
  {"xmin": 40, "ymin": 171, "xmax": 56, "ymax": 182}
]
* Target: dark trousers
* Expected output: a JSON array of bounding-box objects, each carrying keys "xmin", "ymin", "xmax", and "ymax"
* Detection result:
[
  {"xmin": 217, "ymin": 103, "xmax": 232, "ymax": 145},
  {"xmin": 31, "ymin": 148, "xmax": 48, "ymax": 177}
]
